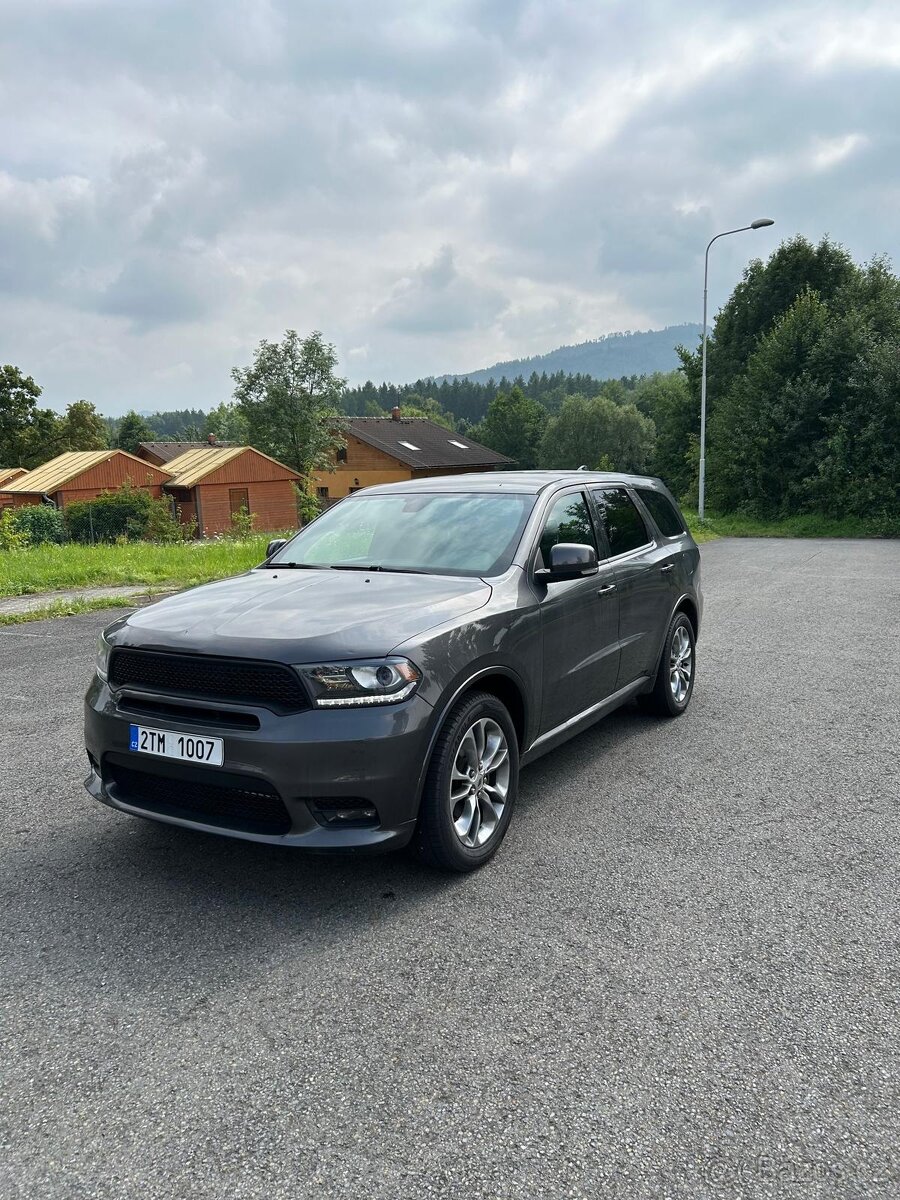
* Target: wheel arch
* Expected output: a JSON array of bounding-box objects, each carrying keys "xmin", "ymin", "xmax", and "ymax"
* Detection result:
[
  {"xmin": 413, "ymin": 666, "xmax": 529, "ymax": 810},
  {"xmin": 675, "ymin": 594, "xmax": 699, "ymax": 640}
]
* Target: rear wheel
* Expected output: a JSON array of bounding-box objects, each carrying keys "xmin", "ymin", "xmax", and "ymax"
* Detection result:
[
  {"xmin": 415, "ymin": 691, "xmax": 518, "ymax": 872},
  {"xmin": 639, "ymin": 610, "xmax": 696, "ymax": 717}
]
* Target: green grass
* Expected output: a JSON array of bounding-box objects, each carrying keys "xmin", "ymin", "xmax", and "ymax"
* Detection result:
[
  {"xmin": 0, "ymin": 535, "xmax": 278, "ymax": 598},
  {"xmin": 685, "ymin": 511, "xmax": 898, "ymax": 541},
  {"xmin": 0, "ymin": 596, "xmax": 144, "ymax": 627}
]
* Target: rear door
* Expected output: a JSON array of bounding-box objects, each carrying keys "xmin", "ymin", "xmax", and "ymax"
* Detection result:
[
  {"xmin": 533, "ymin": 489, "xmax": 621, "ymax": 734},
  {"xmin": 590, "ymin": 487, "xmax": 674, "ymax": 690}
]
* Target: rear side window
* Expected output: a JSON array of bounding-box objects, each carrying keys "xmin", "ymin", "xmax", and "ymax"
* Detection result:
[
  {"xmin": 635, "ymin": 488, "xmax": 685, "ymax": 537},
  {"xmin": 537, "ymin": 492, "xmax": 598, "ymax": 569},
  {"xmin": 592, "ymin": 488, "xmax": 651, "ymax": 556}
]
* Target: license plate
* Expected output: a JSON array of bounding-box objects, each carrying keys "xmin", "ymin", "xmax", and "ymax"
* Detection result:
[{"xmin": 129, "ymin": 724, "xmax": 224, "ymax": 767}]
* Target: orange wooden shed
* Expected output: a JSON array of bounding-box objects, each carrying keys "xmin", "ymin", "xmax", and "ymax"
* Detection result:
[
  {"xmin": 162, "ymin": 446, "xmax": 301, "ymax": 536},
  {"xmin": 0, "ymin": 451, "xmax": 172, "ymax": 510}
]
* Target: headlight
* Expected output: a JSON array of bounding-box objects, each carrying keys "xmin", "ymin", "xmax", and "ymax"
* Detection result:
[
  {"xmin": 295, "ymin": 658, "xmax": 421, "ymax": 708},
  {"xmin": 96, "ymin": 631, "xmax": 112, "ymax": 681}
]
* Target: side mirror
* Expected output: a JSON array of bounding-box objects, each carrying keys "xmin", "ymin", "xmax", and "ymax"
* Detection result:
[
  {"xmin": 266, "ymin": 538, "xmax": 287, "ymax": 559},
  {"xmin": 536, "ymin": 542, "xmax": 599, "ymax": 582}
]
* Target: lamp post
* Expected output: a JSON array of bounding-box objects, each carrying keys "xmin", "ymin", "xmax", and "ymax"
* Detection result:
[{"xmin": 698, "ymin": 217, "xmax": 774, "ymax": 520}]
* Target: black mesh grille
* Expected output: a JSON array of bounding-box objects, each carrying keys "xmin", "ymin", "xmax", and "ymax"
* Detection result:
[
  {"xmin": 109, "ymin": 648, "xmax": 309, "ymax": 713},
  {"xmin": 105, "ymin": 759, "xmax": 292, "ymax": 835}
]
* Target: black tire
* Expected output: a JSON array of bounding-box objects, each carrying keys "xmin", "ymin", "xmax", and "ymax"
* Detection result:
[
  {"xmin": 414, "ymin": 690, "xmax": 519, "ymax": 872},
  {"xmin": 639, "ymin": 610, "xmax": 696, "ymax": 717}
]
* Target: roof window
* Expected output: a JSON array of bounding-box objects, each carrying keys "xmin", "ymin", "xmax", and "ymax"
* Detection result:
[
  {"xmin": 448, "ymin": 439, "xmax": 468, "ymax": 449},
  {"xmin": 398, "ymin": 440, "xmax": 421, "ymax": 451}
]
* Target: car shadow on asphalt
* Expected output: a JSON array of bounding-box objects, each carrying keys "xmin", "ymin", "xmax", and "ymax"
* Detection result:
[{"xmin": 4, "ymin": 700, "xmax": 666, "ymax": 998}]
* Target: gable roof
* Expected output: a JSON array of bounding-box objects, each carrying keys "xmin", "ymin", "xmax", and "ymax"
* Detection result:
[
  {"xmin": 346, "ymin": 418, "xmax": 512, "ymax": 469},
  {"xmin": 0, "ymin": 467, "xmax": 27, "ymax": 488},
  {"xmin": 164, "ymin": 446, "xmax": 247, "ymax": 487},
  {"xmin": 1, "ymin": 450, "xmax": 171, "ymax": 495},
  {"xmin": 138, "ymin": 440, "xmax": 231, "ymax": 463},
  {"xmin": 164, "ymin": 445, "xmax": 300, "ymax": 489}
]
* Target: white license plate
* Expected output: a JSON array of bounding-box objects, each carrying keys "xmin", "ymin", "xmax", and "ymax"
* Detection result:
[{"xmin": 129, "ymin": 724, "xmax": 224, "ymax": 767}]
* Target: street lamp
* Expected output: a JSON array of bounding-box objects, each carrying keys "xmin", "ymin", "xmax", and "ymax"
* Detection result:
[{"xmin": 698, "ymin": 217, "xmax": 775, "ymax": 520}]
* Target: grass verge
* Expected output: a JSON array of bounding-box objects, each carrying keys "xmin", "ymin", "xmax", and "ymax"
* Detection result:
[
  {"xmin": 0, "ymin": 596, "xmax": 144, "ymax": 627},
  {"xmin": 0, "ymin": 535, "xmax": 279, "ymax": 598},
  {"xmin": 684, "ymin": 511, "xmax": 897, "ymax": 541}
]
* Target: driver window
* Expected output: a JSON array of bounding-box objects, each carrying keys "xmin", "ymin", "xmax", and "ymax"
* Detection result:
[{"xmin": 537, "ymin": 492, "xmax": 598, "ymax": 570}]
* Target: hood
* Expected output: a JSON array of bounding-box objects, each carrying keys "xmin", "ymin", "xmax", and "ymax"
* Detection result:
[{"xmin": 111, "ymin": 567, "xmax": 492, "ymax": 663}]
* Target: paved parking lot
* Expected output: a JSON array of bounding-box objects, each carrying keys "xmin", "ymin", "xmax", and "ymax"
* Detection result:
[{"xmin": 1, "ymin": 538, "xmax": 898, "ymax": 1199}]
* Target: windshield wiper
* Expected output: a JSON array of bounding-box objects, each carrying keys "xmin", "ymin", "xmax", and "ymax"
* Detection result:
[
  {"xmin": 330, "ymin": 564, "xmax": 430, "ymax": 575},
  {"xmin": 259, "ymin": 562, "xmax": 331, "ymax": 570}
]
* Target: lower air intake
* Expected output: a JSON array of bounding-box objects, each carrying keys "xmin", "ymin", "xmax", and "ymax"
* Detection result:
[{"xmin": 105, "ymin": 758, "xmax": 291, "ymax": 835}]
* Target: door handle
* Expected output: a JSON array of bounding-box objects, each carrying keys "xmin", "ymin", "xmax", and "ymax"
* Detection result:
[
  {"xmin": 597, "ymin": 583, "xmax": 617, "ymax": 595},
  {"xmin": 660, "ymin": 564, "xmax": 675, "ymax": 574}
]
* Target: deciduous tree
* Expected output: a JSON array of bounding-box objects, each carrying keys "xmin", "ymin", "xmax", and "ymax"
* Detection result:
[
  {"xmin": 114, "ymin": 411, "xmax": 156, "ymax": 454},
  {"xmin": 61, "ymin": 400, "xmax": 108, "ymax": 451},
  {"xmin": 232, "ymin": 330, "xmax": 346, "ymax": 475},
  {"xmin": 474, "ymin": 385, "xmax": 547, "ymax": 468},
  {"xmin": 539, "ymin": 394, "xmax": 655, "ymax": 473}
]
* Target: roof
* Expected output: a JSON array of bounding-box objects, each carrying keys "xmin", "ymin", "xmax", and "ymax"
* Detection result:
[
  {"xmin": 346, "ymin": 418, "xmax": 512, "ymax": 469},
  {"xmin": 0, "ymin": 450, "xmax": 171, "ymax": 495},
  {"xmin": 164, "ymin": 446, "xmax": 247, "ymax": 487},
  {"xmin": 0, "ymin": 467, "xmax": 27, "ymax": 488},
  {"xmin": 358, "ymin": 470, "xmax": 663, "ymax": 496},
  {"xmin": 138, "ymin": 440, "xmax": 231, "ymax": 463},
  {"xmin": 163, "ymin": 445, "xmax": 300, "ymax": 489}
]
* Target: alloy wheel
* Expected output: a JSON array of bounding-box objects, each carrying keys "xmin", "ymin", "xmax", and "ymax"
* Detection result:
[
  {"xmin": 669, "ymin": 624, "xmax": 693, "ymax": 704},
  {"xmin": 449, "ymin": 717, "xmax": 510, "ymax": 848}
]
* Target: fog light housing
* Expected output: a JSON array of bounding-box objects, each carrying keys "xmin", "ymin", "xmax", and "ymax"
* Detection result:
[{"xmin": 308, "ymin": 799, "xmax": 379, "ymax": 828}]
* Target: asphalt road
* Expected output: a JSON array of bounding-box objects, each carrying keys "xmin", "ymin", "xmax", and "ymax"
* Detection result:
[{"xmin": 2, "ymin": 538, "xmax": 899, "ymax": 1199}]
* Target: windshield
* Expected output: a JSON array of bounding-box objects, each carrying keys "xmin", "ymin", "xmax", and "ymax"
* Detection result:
[{"xmin": 268, "ymin": 491, "xmax": 534, "ymax": 577}]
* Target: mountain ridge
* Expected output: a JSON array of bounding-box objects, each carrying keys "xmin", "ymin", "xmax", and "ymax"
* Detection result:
[{"xmin": 435, "ymin": 323, "xmax": 701, "ymax": 385}]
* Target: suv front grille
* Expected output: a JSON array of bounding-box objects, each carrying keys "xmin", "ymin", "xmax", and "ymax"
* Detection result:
[
  {"xmin": 109, "ymin": 648, "xmax": 310, "ymax": 713},
  {"xmin": 105, "ymin": 758, "xmax": 292, "ymax": 835}
]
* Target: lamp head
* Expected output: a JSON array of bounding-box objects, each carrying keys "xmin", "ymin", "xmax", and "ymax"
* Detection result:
[{"xmin": 750, "ymin": 218, "xmax": 775, "ymax": 229}]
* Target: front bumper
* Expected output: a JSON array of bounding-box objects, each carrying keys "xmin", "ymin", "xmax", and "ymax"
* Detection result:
[{"xmin": 84, "ymin": 675, "xmax": 435, "ymax": 851}]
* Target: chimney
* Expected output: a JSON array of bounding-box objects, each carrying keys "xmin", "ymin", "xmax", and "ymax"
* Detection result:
[
  {"xmin": 207, "ymin": 433, "xmax": 217, "ymax": 445},
  {"xmin": 391, "ymin": 406, "xmax": 401, "ymax": 421}
]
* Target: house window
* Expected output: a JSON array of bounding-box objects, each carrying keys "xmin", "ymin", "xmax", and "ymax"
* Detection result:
[
  {"xmin": 337, "ymin": 447, "xmax": 348, "ymax": 463},
  {"xmin": 229, "ymin": 488, "xmax": 249, "ymax": 515},
  {"xmin": 317, "ymin": 486, "xmax": 329, "ymax": 498},
  {"xmin": 398, "ymin": 440, "xmax": 421, "ymax": 451},
  {"xmin": 448, "ymin": 439, "xmax": 469, "ymax": 449}
]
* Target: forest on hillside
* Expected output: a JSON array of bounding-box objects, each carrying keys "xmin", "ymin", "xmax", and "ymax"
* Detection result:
[{"xmin": 436, "ymin": 323, "xmax": 701, "ymax": 385}]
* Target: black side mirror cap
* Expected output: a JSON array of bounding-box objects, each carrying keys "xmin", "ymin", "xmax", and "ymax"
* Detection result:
[
  {"xmin": 266, "ymin": 538, "xmax": 287, "ymax": 559},
  {"xmin": 535, "ymin": 542, "xmax": 599, "ymax": 582}
]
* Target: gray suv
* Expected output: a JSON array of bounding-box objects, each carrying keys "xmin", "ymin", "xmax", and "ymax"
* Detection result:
[{"xmin": 85, "ymin": 472, "xmax": 702, "ymax": 871}]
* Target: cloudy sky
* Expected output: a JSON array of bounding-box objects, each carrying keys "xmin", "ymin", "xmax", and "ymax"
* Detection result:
[{"xmin": 2, "ymin": 0, "xmax": 899, "ymax": 414}]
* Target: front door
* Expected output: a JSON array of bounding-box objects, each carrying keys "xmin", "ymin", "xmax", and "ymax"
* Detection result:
[
  {"xmin": 535, "ymin": 490, "xmax": 621, "ymax": 734},
  {"xmin": 590, "ymin": 487, "xmax": 675, "ymax": 689}
]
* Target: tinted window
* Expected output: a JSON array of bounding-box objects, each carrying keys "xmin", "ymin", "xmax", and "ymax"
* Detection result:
[
  {"xmin": 635, "ymin": 488, "xmax": 685, "ymax": 537},
  {"xmin": 270, "ymin": 492, "xmax": 534, "ymax": 577},
  {"xmin": 537, "ymin": 492, "xmax": 598, "ymax": 569},
  {"xmin": 592, "ymin": 489, "xmax": 650, "ymax": 556}
]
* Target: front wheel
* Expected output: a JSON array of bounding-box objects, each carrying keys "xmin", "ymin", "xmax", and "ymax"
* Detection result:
[
  {"xmin": 414, "ymin": 691, "xmax": 519, "ymax": 872},
  {"xmin": 639, "ymin": 610, "xmax": 696, "ymax": 717}
]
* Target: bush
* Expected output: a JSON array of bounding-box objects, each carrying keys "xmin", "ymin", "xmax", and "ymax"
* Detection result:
[
  {"xmin": 66, "ymin": 485, "xmax": 152, "ymax": 542},
  {"xmin": 227, "ymin": 506, "xmax": 257, "ymax": 539},
  {"xmin": 145, "ymin": 498, "xmax": 196, "ymax": 543},
  {"xmin": 10, "ymin": 504, "xmax": 66, "ymax": 545},
  {"xmin": 0, "ymin": 509, "xmax": 30, "ymax": 552},
  {"xmin": 293, "ymin": 483, "xmax": 321, "ymax": 526}
]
